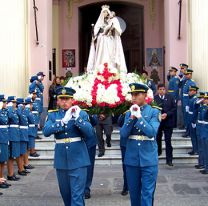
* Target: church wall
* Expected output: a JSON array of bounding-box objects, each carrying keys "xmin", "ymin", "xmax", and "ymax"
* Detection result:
[
  {"xmin": 164, "ymin": 0, "xmax": 188, "ymax": 85},
  {"xmin": 28, "ymin": 0, "xmax": 53, "ymax": 106}
]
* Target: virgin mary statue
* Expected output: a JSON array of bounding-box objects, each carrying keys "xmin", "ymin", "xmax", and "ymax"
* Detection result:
[{"xmin": 87, "ymin": 5, "xmax": 127, "ymax": 73}]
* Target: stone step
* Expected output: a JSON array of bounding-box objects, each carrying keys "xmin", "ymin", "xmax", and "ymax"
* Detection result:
[
  {"xmin": 32, "ymin": 129, "xmax": 194, "ymax": 165},
  {"xmin": 34, "ymin": 144, "xmax": 194, "ymax": 156},
  {"xmin": 29, "ymin": 153, "xmax": 198, "ymax": 165}
]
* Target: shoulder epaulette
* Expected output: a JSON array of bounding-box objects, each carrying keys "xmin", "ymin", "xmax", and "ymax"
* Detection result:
[
  {"xmin": 152, "ymin": 105, "xmax": 162, "ymax": 111},
  {"xmin": 48, "ymin": 109, "xmax": 58, "ymax": 113},
  {"xmin": 82, "ymin": 108, "xmax": 90, "ymax": 112},
  {"xmin": 123, "ymin": 110, "xmax": 129, "ymax": 115}
]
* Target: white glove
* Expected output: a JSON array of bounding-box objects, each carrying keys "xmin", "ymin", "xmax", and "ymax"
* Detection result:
[
  {"xmin": 7, "ymin": 102, "xmax": 13, "ymax": 107},
  {"xmin": 196, "ymin": 98, "xmax": 204, "ymax": 104},
  {"xmin": 130, "ymin": 104, "xmax": 141, "ymax": 118},
  {"xmin": 192, "ymin": 123, "xmax": 196, "ymax": 128},
  {"xmin": 18, "ymin": 104, "xmax": 23, "ymax": 110},
  {"xmin": 185, "ymin": 106, "xmax": 189, "ymax": 112},
  {"xmin": 0, "ymin": 102, "xmax": 3, "ymax": 109},
  {"xmin": 25, "ymin": 104, "xmax": 30, "ymax": 108},
  {"xmin": 71, "ymin": 105, "xmax": 81, "ymax": 120},
  {"xmin": 62, "ymin": 108, "xmax": 72, "ymax": 125}
]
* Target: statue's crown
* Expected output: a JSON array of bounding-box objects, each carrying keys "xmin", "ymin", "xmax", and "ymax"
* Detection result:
[{"xmin": 101, "ymin": 5, "xmax": 110, "ymax": 10}]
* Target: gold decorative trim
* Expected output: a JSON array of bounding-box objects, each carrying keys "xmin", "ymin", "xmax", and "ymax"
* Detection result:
[
  {"xmin": 67, "ymin": 0, "xmax": 85, "ymax": 27},
  {"xmin": 149, "ymin": 0, "xmax": 156, "ymax": 28}
]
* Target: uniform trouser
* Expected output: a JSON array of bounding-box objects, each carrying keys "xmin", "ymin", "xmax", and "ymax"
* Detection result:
[
  {"xmin": 96, "ymin": 124, "xmax": 112, "ymax": 152},
  {"xmin": 183, "ymin": 107, "xmax": 189, "ymax": 134},
  {"xmin": 126, "ymin": 165, "xmax": 158, "ymax": 206},
  {"xmin": 174, "ymin": 99, "xmax": 178, "ymax": 128},
  {"xmin": 157, "ymin": 125, "xmax": 173, "ymax": 163},
  {"xmin": 85, "ymin": 146, "xmax": 96, "ymax": 194},
  {"xmin": 196, "ymin": 126, "xmax": 204, "ymax": 166},
  {"xmin": 120, "ymin": 146, "xmax": 128, "ymax": 191},
  {"xmin": 174, "ymin": 106, "xmax": 177, "ymax": 128},
  {"xmin": 56, "ymin": 167, "xmax": 87, "ymax": 206},
  {"xmin": 189, "ymin": 125, "xmax": 198, "ymax": 153},
  {"xmin": 202, "ymin": 138, "xmax": 208, "ymax": 171}
]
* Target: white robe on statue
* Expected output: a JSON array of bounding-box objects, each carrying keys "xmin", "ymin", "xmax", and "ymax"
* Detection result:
[{"xmin": 87, "ymin": 8, "xmax": 127, "ymax": 73}]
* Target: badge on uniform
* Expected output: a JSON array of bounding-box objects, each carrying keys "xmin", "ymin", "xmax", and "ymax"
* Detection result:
[
  {"xmin": 62, "ymin": 89, "xmax": 67, "ymax": 95},
  {"xmin": 131, "ymin": 85, "xmax": 135, "ymax": 91}
]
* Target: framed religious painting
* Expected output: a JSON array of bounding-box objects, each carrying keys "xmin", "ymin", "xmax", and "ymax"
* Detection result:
[
  {"xmin": 62, "ymin": 49, "xmax": 75, "ymax": 68},
  {"xmin": 146, "ymin": 48, "xmax": 163, "ymax": 68}
]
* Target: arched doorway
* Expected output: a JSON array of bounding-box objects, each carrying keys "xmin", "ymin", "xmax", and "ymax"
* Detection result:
[{"xmin": 79, "ymin": 1, "xmax": 144, "ymax": 73}]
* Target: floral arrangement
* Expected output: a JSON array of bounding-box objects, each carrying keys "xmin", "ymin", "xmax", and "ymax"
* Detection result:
[{"xmin": 66, "ymin": 63, "xmax": 154, "ymax": 115}]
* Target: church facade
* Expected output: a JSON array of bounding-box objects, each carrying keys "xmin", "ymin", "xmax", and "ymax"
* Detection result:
[{"xmin": 0, "ymin": 0, "xmax": 207, "ymax": 107}]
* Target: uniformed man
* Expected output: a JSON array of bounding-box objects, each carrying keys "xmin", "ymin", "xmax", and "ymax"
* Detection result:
[
  {"xmin": 83, "ymin": 111, "xmax": 98, "ymax": 199},
  {"xmin": 24, "ymin": 97, "xmax": 37, "ymax": 170},
  {"xmin": 187, "ymin": 85, "xmax": 199, "ymax": 155},
  {"xmin": 168, "ymin": 67, "xmax": 180, "ymax": 102},
  {"xmin": 0, "ymin": 95, "xmax": 11, "ymax": 189},
  {"xmin": 7, "ymin": 96, "xmax": 21, "ymax": 181},
  {"xmin": 154, "ymin": 84, "xmax": 176, "ymax": 166},
  {"xmin": 29, "ymin": 73, "xmax": 45, "ymax": 130},
  {"xmin": 178, "ymin": 63, "xmax": 188, "ymax": 79},
  {"xmin": 29, "ymin": 76, "xmax": 41, "ymax": 111},
  {"xmin": 141, "ymin": 70, "xmax": 157, "ymax": 95},
  {"xmin": 180, "ymin": 68, "xmax": 196, "ymax": 137},
  {"xmin": 200, "ymin": 92, "xmax": 208, "ymax": 175},
  {"xmin": 96, "ymin": 113, "xmax": 113, "ymax": 157},
  {"xmin": 168, "ymin": 67, "xmax": 180, "ymax": 127},
  {"xmin": 195, "ymin": 92, "xmax": 205, "ymax": 169},
  {"xmin": 43, "ymin": 86, "xmax": 94, "ymax": 206},
  {"xmin": 16, "ymin": 98, "xmax": 30, "ymax": 175},
  {"xmin": 28, "ymin": 89, "xmax": 40, "ymax": 156},
  {"xmin": 31, "ymin": 89, "xmax": 41, "ymax": 140},
  {"xmin": 118, "ymin": 112, "xmax": 128, "ymax": 196},
  {"xmin": 120, "ymin": 83, "xmax": 160, "ymax": 206},
  {"xmin": 178, "ymin": 63, "xmax": 188, "ymax": 129}
]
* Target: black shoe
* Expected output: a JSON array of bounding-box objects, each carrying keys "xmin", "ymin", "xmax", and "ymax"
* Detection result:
[
  {"xmin": 3, "ymin": 181, "xmax": 11, "ymax": 187},
  {"xmin": 98, "ymin": 152, "xmax": 105, "ymax": 157},
  {"xmin": 188, "ymin": 151, "xmax": 197, "ymax": 155},
  {"xmin": 167, "ymin": 162, "xmax": 174, "ymax": 167},
  {"xmin": 24, "ymin": 164, "xmax": 35, "ymax": 170},
  {"xmin": 200, "ymin": 170, "xmax": 208, "ymax": 174},
  {"xmin": 195, "ymin": 165, "xmax": 205, "ymax": 169},
  {"xmin": 0, "ymin": 183, "xmax": 9, "ymax": 189},
  {"xmin": 121, "ymin": 189, "xmax": 128, "ymax": 196},
  {"xmin": 85, "ymin": 192, "xmax": 91, "ymax": 199},
  {"xmin": 30, "ymin": 152, "xmax": 40, "ymax": 157},
  {"xmin": 7, "ymin": 175, "xmax": 20, "ymax": 181},
  {"xmin": 36, "ymin": 135, "xmax": 42, "ymax": 139},
  {"xmin": 107, "ymin": 143, "xmax": 111, "ymax": 147},
  {"xmin": 18, "ymin": 171, "xmax": 27, "ymax": 176},
  {"xmin": 23, "ymin": 169, "xmax": 31, "ymax": 174},
  {"xmin": 0, "ymin": 192, "xmax": 2, "ymax": 196}
]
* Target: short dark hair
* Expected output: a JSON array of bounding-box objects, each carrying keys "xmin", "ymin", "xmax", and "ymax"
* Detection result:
[
  {"xmin": 158, "ymin": 83, "xmax": 165, "ymax": 89},
  {"xmin": 142, "ymin": 70, "xmax": 148, "ymax": 75}
]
